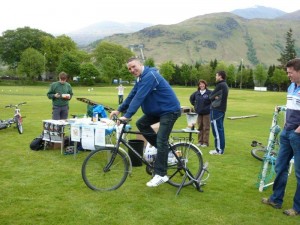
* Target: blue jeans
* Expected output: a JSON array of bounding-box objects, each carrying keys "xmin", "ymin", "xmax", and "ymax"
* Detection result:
[
  {"xmin": 210, "ymin": 109, "xmax": 225, "ymax": 153},
  {"xmin": 269, "ymin": 129, "xmax": 300, "ymax": 212},
  {"xmin": 136, "ymin": 111, "xmax": 181, "ymax": 176}
]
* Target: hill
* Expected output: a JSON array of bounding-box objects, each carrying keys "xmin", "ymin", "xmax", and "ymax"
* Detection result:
[
  {"xmin": 99, "ymin": 12, "xmax": 300, "ymax": 67},
  {"xmin": 231, "ymin": 5, "xmax": 286, "ymax": 19},
  {"xmin": 67, "ymin": 21, "xmax": 152, "ymax": 46},
  {"xmin": 66, "ymin": 6, "xmax": 288, "ymax": 47}
]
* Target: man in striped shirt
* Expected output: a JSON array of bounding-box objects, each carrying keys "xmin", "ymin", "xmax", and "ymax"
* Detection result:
[{"xmin": 262, "ymin": 58, "xmax": 300, "ymax": 216}]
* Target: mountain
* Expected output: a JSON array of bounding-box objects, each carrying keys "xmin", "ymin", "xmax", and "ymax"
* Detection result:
[
  {"xmin": 231, "ymin": 5, "xmax": 286, "ymax": 19},
  {"xmin": 277, "ymin": 9, "xmax": 300, "ymax": 20},
  {"xmin": 99, "ymin": 12, "xmax": 300, "ymax": 67},
  {"xmin": 67, "ymin": 21, "xmax": 153, "ymax": 46}
]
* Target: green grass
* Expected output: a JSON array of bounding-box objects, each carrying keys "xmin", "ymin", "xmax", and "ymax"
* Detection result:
[{"xmin": 0, "ymin": 86, "xmax": 298, "ymax": 225}]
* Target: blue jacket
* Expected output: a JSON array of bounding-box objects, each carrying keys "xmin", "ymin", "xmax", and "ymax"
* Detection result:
[
  {"xmin": 189, "ymin": 89, "xmax": 212, "ymax": 115},
  {"xmin": 118, "ymin": 66, "xmax": 181, "ymax": 118}
]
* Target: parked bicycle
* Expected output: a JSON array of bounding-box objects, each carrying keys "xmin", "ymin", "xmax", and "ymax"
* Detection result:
[
  {"xmin": 251, "ymin": 105, "xmax": 287, "ymax": 192},
  {"xmin": 0, "ymin": 102, "xmax": 26, "ymax": 134},
  {"xmin": 81, "ymin": 117, "xmax": 209, "ymax": 195}
]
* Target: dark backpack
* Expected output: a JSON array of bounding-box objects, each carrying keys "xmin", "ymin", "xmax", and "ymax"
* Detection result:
[{"xmin": 30, "ymin": 135, "xmax": 44, "ymax": 151}]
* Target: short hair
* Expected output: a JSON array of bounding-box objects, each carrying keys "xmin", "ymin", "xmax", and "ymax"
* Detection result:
[
  {"xmin": 286, "ymin": 58, "xmax": 300, "ymax": 71},
  {"xmin": 59, "ymin": 72, "xmax": 68, "ymax": 81},
  {"xmin": 216, "ymin": 70, "xmax": 226, "ymax": 80},
  {"xmin": 127, "ymin": 57, "xmax": 142, "ymax": 64}
]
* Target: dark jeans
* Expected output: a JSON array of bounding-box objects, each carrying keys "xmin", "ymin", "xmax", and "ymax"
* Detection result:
[
  {"xmin": 210, "ymin": 109, "xmax": 225, "ymax": 153},
  {"xmin": 136, "ymin": 110, "xmax": 181, "ymax": 176},
  {"xmin": 269, "ymin": 129, "xmax": 300, "ymax": 212},
  {"xmin": 52, "ymin": 105, "xmax": 69, "ymax": 120}
]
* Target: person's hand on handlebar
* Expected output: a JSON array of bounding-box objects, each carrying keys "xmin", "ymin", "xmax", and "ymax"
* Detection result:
[
  {"xmin": 110, "ymin": 110, "xmax": 120, "ymax": 119},
  {"xmin": 110, "ymin": 111, "xmax": 129, "ymax": 124}
]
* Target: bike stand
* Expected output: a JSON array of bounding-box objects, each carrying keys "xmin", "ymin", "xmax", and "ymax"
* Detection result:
[{"xmin": 175, "ymin": 162, "xmax": 209, "ymax": 196}]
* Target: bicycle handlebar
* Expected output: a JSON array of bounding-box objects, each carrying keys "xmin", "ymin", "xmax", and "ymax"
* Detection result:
[
  {"xmin": 5, "ymin": 102, "xmax": 27, "ymax": 108},
  {"xmin": 111, "ymin": 114, "xmax": 132, "ymax": 125}
]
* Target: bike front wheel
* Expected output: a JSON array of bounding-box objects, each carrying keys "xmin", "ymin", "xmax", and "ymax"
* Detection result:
[
  {"xmin": 82, "ymin": 148, "xmax": 129, "ymax": 191},
  {"xmin": 15, "ymin": 115, "xmax": 23, "ymax": 134},
  {"xmin": 167, "ymin": 142, "xmax": 203, "ymax": 187}
]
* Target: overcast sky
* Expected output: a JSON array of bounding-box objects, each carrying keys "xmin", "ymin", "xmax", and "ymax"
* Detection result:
[{"xmin": 1, "ymin": 0, "xmax": 299, "ymax": 35}]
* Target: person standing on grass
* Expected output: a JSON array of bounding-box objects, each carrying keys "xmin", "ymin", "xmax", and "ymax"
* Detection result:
[
  {"xmin": 47, "ymin": 72, "xmax": 73, "ymax": 120},
  {"xmin": 116, "ymin": 84, "xmax": 125, "ymax": 105},
  {"xmin": 262, "ymin": 58, "xmax": 300, "ymax": 216},
  {"xmin": 209, "ymin": 70, "xmax": 229, "ymax": 155},
  {"xmin": 189, "ymin": 79, "xmax": 212, "ymax": 147},
  {"xmin": 110, "ymin": 57, "xmax": 181, "ymax": 187}
]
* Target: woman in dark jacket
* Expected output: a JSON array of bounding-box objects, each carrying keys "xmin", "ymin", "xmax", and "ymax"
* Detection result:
[{"xmin": 189, "ymin": 80, "xmax": 212, "ymax": 147}]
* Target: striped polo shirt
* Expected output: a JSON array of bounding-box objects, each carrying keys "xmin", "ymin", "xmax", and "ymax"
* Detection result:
[{"xmin": 285, "ymin": 82, "xmax": 300, "ymax": 130}]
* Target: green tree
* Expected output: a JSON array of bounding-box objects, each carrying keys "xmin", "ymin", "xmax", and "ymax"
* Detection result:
[
  {"xmin": 209, "ymin": 59, "xmax": 218, "ymax": 71},
  {"xmin": 270, "ymin": 68, "xmax": 289, "ymax": 91},
  {"xmin": 278, "ymin": 28, "xmax": 297, "ymax": 68},
  {"xmin": 253, "ymin": 64, "xmax": 267, "ymax": 87},
  {"xmin": 198, "ymin": 64, "xmax": 213, "ymax": 85},
  {"xmin": 56, "ymin": 52, "xmax": 80, "ymax": 80},
  {"xmin": 93, "ymin": 41, "xmax": 133, "ymax": 68},
  {"xmin": 226, "ymin": 64, "xmax": 236, "ymax": 88},
  {"xmin": 17, "ymin": 47, "xmax": 44, "ymax": 80},
  {"xmin": 41, "ymin": 35, "xmax": 77, "ymax": 74},
  {"xmin": 159, "ymin": 61, "xmax": 175, "ymax": 82},
  {"xmin": 80, "ymin": 63, "xmax": 100, "ymax": 85},
  {"xmin": 144, "ymin": 58, "xmax": 155, "ymax": 67},
  {"xmin": 170, "ymin": 64, "xmax": 182, "ymax": 85},
  {"xmin": 0, "ymin": 27, "xmax": 52, "ymax": 69},
  {"xmin": 180, "ymin": 63, "xmax": 192, "ymax": 86},
  {"xmin": 100, "ymin": 56, "xmax": 119, "ymax": 83},
  {"xmin": 190, "ymin": 66, "xmax": 200, "ymax": 86}
]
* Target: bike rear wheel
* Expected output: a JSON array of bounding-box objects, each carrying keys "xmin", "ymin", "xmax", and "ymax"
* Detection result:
[
  {"xmin": 82, "ymin": 148, "xmax": 129, "ymax": 191},
  {"xmin": 167, "ymin": 142, "xmax": 203, "ymax": 187},
  {"xmin": 251, "ymin": 147, "xmax": 278, "ymax": 161},
  {"xmin": 15, "ymin": 115, "xmax": 23, "ymax": 134}
]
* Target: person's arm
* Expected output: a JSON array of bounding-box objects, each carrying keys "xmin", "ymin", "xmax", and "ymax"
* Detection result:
[
  {"xmin": 67, "ymin": 84, "xmax": 73, "ymax": 100},
  {"xmin": 209, "ymin": 85, "xmax": 222, "ymax": 101},
  {"xmin": 118, "ymin": 84, "xmax": 138, "ymax": 113},
  {"xmin": 189, "ymin": 92, "xmax": 196, "ymax": 105},
  {"xmin": 122, "ymin": 71, "xmax": 158, "ymax": 119},
  {"xmin": 47, "ymin": 83, "xmax": 56, "ymax": 99}
]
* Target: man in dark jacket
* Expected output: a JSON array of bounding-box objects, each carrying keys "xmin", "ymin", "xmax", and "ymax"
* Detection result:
[
  {"xmin": 110, "ymin": 57, "xmax": 181, "ymax": 187},
  {"xmin": 209, "ymin": 71, "xmax": 229, "ymax": 155}
]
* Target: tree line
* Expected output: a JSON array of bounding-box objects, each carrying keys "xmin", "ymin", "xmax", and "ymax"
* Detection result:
[{"xmin": 0, "ymin": 27, "xmax": 297, "ymax": 90}]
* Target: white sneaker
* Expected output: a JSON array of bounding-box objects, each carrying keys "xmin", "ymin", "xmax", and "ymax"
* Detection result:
[
  {"xmin": 209, "ymin": 150, "xmax": 222, "ymax": 155},
  {"xmin": 146, "ymin": 174, "xmax": 169, "ymax": 187},
  {"xmin": 201, "ymin": 144, "xmax": 207, "ymax": 148},
  {"xmin": 196, "ymin": 143, "xmax": 201, "ymax": 147}
]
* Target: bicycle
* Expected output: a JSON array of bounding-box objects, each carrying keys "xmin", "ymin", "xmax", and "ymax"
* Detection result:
[
  {"xmin": 251, "ymin": 105, "xmax": 287, "ymax": 192},
  {"xmin": 0, "ymin": 102, "xmax": 26, "ymax": 134},
  {"xmin": 81, "ymin": 117, "xmax": 209, "ymax": 195}
]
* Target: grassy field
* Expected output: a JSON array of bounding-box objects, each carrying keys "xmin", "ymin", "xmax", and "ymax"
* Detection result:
[{"xmin": 0, "ymin": 85, "xmax": 298, "ymax": 225}]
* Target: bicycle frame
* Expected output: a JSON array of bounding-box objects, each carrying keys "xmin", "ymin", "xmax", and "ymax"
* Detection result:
[
  {"xmin": 258, "ymin": 105, "xmax": 286, "ymax": 192},
  {"xmin": 110, "ymin": 120, "xmax": 203, "ymax": 194},
  {"xmin": 81, "ymin": 116, "xmax": 209, "ymax": 194}
]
